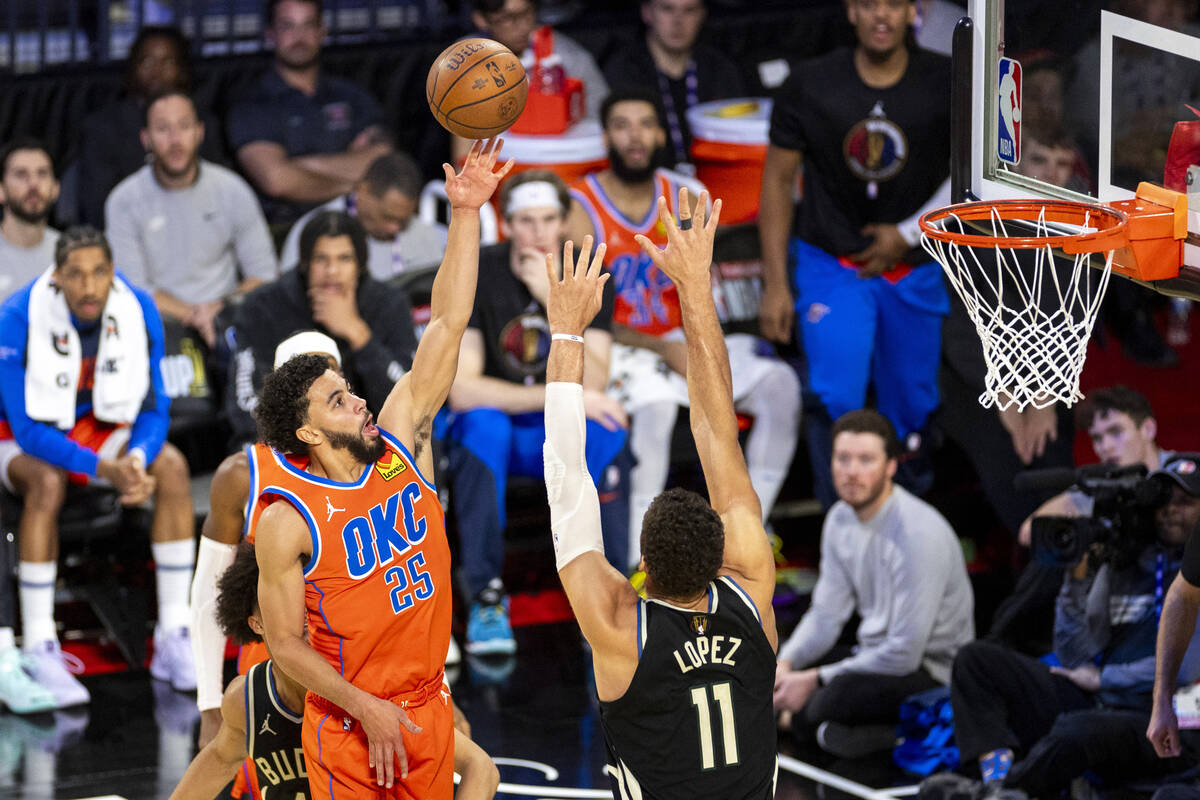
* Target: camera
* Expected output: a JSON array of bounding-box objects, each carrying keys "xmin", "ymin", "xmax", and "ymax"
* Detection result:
[{"xmin": 1028, "ymin": 464, "xmax": 1174, "ymax": 567}]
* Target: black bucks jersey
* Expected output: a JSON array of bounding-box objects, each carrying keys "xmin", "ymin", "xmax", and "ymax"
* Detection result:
[
  {"xmin": 599, "ymin": 576, "xmax": 778, "ymax": 799},
  {"xmin": 246, "ymin": 660, "xmax": 310, "ymax": 800}
]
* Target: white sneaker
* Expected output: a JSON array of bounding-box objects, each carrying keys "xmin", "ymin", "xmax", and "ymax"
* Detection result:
[
  {"xmin": 150, "ymin": 627, "xmax": 197, "ymax": 692},
  {"xmin": 23, "ymin": 641, "xmax": 89, "ymax": 708}
]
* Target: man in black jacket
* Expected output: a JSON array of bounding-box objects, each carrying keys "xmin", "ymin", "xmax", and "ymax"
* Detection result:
[{"xmin": 224, "ymin": 210, "xmax": 417, "ymax": 447}]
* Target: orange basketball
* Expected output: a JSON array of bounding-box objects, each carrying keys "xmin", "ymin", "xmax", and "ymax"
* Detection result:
[{"xmin": 427, "ymin": 38, "xmax": 528, "ymax": 139}]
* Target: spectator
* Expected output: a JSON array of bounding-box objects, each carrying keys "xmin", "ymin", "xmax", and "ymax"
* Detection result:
[
  {"xmin": 225, "ymin": 211, "xmax": 417, "ymax": 448},
  {"xmin": 924, "ymin": 454, "xmax": 1200, "ymax": 800},
  {"xmin": 76, "ymin": 26, "xmax": 224, "ymax": 227},
  {"xmin": 567, "ymin": 87, "xmax": 800, "ymax": 568},
  {"xmin": 0, "ymin": 226, "xmax": 196, "ymax": 708},
  {"xmin": 1012, "ymin": 128, "xmax": 1092, "ymax": 195},
  {"xmin": 280, "ymin": 151, "xmax": 447, "ymax": 278},
  {"xmin": 105, "ymin": 91, "xmax": 277, "ymax": 349},
  {"xmin": 602, "ymin": 0, "xmax": 745, "ymax": 171},
  {"xmin": 0, "ymin": 139, "xmax": 60, "ymax": 300},
  {"xmin": 445, "ymin": 170, "xmax": 629, "ymax": 655},
  {"xmin": 774, "ymin": 410, "xmax": 974, "ymax": 759},
  {"xmin": 226, "ymin": 0, "xmax": 392, "ymax": 227},
  {"xmin": 758, "ymin": 0, "xmax": 952, "ymax": 505}
]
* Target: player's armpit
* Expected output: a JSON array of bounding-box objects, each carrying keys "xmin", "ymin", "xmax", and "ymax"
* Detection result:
[
  {"xmin": 201, "ymin": 451, "xmax": 250, "ymax": 545},
  {"xmin": 558, "ymin": 552, "xmax": 640, "ymax": 666}
]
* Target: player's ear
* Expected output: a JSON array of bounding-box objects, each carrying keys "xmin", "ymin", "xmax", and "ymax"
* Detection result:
[
  {"xmin": 296, "ymin": 424, "xmax": 321, "ymax": 447},
  {"xmin": 248, "ymin": 612, "xmax": 265, "ymax": 637}
]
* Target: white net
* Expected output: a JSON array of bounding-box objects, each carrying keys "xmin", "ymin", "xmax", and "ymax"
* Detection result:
[{"xmin": 921, "ymin": 205, "xmax": 1117, "ymax": 411}]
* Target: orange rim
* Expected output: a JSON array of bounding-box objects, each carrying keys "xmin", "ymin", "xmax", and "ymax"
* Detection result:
[{"xmin": 919, "ymin": 199, "xmax": 1129, "ymax": 253}]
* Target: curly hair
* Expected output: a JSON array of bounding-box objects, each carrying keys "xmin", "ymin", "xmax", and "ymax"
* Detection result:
[
  {"xmin": 641, "ymin": 488, "xmax": 724, "ymax": 600},
  {"xmin": 255, "ymin": 353, "xmax": 330, "ymax": 454},
  {"xmin": 215, "ymin": 541, "xmax": 261, "ymax": 646}
]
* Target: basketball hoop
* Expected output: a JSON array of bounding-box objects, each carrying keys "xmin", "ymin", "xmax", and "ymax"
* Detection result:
[{"xmin": 920, "ymin": 184, "xmax": 1187, "ymax": 411}]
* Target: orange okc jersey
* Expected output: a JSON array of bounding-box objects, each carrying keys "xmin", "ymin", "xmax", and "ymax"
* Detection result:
[
  {"xmin": 244, "ymin": 443, "xmax": 310, "ymax": 545},
  {"xmin": 258, "ymin": 430, "xmax": 451, "ymax": 699},
  {"xmin": 570, "ymin": 169, "xmax": 695, "ymax": 336}
]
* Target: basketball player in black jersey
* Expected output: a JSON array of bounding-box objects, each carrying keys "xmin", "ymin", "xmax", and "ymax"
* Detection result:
[
  {"xmin": 168, "ymin": 542, "xmax": 499, "ymax": 800},
  {"xmin": 542, "ymin": 189, "xmax": 778, "ymax": 800}
]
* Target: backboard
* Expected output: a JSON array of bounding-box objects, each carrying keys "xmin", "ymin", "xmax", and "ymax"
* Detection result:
[{"xmin": 962, "ymin": 0, "xmax": 1200, "ymax": 298}]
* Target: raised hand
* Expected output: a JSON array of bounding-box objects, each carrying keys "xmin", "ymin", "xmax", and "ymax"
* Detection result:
[
  {"xmin": 633, "ymin": 187, "xmax": 722, "ymax": 292},
  {"xmin": 546, "ymin": 235, "xmax": 609, "ymax": 337},
  {"xmin": 443, "ymin": 137, "xmax": 515, "ymax": 211}
]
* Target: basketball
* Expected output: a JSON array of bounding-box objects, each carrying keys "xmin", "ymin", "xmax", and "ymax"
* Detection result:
[{"xmin": 427, "ymin": 38, "xmax": 528, "ymax": 139}]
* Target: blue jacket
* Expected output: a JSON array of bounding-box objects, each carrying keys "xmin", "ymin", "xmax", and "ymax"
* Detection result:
[{"xmin": 0, "ymin": 272, "xmax": 169, "ymax": 476}]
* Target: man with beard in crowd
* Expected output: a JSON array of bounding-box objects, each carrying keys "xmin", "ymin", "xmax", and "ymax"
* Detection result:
[
  {"xmin": 0, "ymin": 139, "xmax": 60, "ymax": 301},
  {"xmin": 567, "ymin": 86, "xmax": 801, "ymax": 569}
]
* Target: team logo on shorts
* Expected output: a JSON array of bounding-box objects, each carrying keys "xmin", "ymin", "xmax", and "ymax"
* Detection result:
[
  {"xmin": 375, "ymin": 452, "xmax": 408, "ymax": 482},
  {"xmin": 843, "ymin": 101, "xmax": 908, "ymax": 183},
  {"xmin": 691, "ymin": 615, "xmax": 708, "ymax": 636}
]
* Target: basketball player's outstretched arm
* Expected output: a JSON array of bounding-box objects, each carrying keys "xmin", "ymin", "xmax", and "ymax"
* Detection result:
[
  {"xmin": 168, "ymin": 675, "xmax": 250, "ymax": 800},
  {"xmin": 542, "ymin": 237, "xmax": 641, "ymax": 698},
  {"xmin": 635, "ymin": 189, "xmax": 778, "ymax": 650},
  {"xmin": 378, "ymin": 137, "xmax": 514, "ymax": 474},
  {"xmin": 256, "ymin": 502, "xmax": 421, "ymax": 789}
]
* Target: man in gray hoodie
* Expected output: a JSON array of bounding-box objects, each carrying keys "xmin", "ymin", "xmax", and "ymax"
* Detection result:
[{"xmin": 774, "ymin": 408, "xmax": 974, "ymax": 758}]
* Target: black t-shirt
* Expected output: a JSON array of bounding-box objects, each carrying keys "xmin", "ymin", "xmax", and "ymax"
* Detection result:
[
  {"xmin": 1183, "ymin": 525, "xmax": 1200, "ymax": 587},
  {"xmin": 469, "ymin": 242, "xmax": 614, "ymax": 384},
  {"xmin": 769, "ymin": 47, "xmax": 951, "ymax": 257},
  {"xmin": 604, "ymin": 40, "xmax": 747, "ymax": 168}
]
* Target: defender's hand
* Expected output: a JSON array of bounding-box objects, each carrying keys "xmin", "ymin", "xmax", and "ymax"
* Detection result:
[
  {"xmin": 443, "ymin": 138, "xmax": 515, "ymax": 211},
  {"xmin": 634, "ymin": 187, "xmax": 722, "ymax": 292},
  {"xmin": 546, "ymin": 236, "xmax": 609, "ymax": 337},
  {"xmin": 359, "ymin": 695, "xmax": 423, "ymax": 788},
  {"xmin": 1148, "ymin": 700, "xmax": 1183, "ymax": 758}
]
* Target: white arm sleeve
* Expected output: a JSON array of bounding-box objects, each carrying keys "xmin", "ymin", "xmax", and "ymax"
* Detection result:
[
  {"xmin": 190, "ymin": 536, "xmax": 237, "ymax": 711},
  {"xmin": 544, "ymin": 382, "xmax": 605, "ymax": 571},
  {"xmin": 897, "ymin": 176, "xmax": 952, "ymax": 247}
]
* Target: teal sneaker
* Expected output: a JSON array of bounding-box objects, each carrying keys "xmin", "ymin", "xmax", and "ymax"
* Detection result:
[
  {"xmin": 465, "ymin": 582, "xmax": 516, "ymax": 655},
  {"xmin": 0, "ymin": 648, "xmax": 57, "ymax": 714}
]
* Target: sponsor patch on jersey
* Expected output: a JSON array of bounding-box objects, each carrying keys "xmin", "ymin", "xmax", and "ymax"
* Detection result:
[
  {"xmin": 374, "ymin": 452, "xmax": 408, "ymax": 482},
  {"xmin": 691, "ymin": 615, "xmax": 708, "ymax": 636}
]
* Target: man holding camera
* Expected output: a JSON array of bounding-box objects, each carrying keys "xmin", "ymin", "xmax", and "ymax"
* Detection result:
[{"xmin": 923, "ymin": 454, "xmax": 1200, "ymax": 800}]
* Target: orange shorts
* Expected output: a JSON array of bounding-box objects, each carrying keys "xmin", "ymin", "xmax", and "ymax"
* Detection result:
[{"xmin": 303, "ymin": 681, "xmax": 454, "ymax": 800}]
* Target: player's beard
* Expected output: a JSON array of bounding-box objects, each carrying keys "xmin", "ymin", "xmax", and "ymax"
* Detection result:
[
  {"xmin": 608, "ymin": 144, "xmax": 662, "ymax": 184},
  {"xmin": 322, "ymin": 428, "xmax": 387, "ymax": 465}
]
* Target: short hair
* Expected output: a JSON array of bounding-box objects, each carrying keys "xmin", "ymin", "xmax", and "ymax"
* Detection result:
[
  {"xmin": 268, "ymin": 0, "xmax": 323, "ymax": 26},
  {"xmin": 256, "ymin": 353, "xmax": 331, "ymax": 454},
  {"xmin": 641, "ymin": 488, "xmax": 724, "ymax": 599},
  {"xmin": 296, "ymin": 210, "xmax": 369, "ymax": 283},
  {"xmin": 473, "ymin": 0, "xmax": 539, "ymax": 13},
  {"xmin": 831, "ymin": 409, "xmax": 900, "ymax": 460},
  {"xmin": 143, "ymin": 88, "xmax": 197, "ymax": 127},
  {"xmin": 215, "ymin": 541, "xmax": 261, "ymax": 646},
  {"xmin": 361, "ymin": 152, "xmax": 423, "ymax": 200},
  {"xmin": 54, "ymin": 226, "xmax": 112, "ymax": 269},
  {"xmin": 1078, "ymin": 385, "xmax": 1156, "ymax": 429},
  {"xmin": 0, "ymin": 137, "xmax": 54, "ymax": 179},
  {"xmin": 600, "ymin": 85, "xmax": 667, "ymax": 131},
  {"xmin": 498, "ymin": 170, "xmax": 570, "ymax": 219},
  {"xmin": 1025, "ymin": 125, "xmax": 1076, "ymax": 152},
  {"xmin": 124, "ymin": 26, "xmax": 192, "ymax": 94}
]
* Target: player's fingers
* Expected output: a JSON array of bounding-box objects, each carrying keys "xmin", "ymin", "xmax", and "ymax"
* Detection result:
[
  {"xmin": 545, "ymin": 251, "xmax": 557, "ymax": 286},
  {"xmin": 399, "ymin": 710, "xmax": 423, "ymax": 735},
  {"xmin": 383, "ymin": 742, "xmax": 396, "ymax": 787},
  {"xmin": 442, "ymin": 162, "xmax": 455, "ymax": 183},
  {"xmin": 588, "ymin": 242, "xmax": 607, "ymax": 278},
  {"xmin": 706, "ymin": 197, "xmax": 722, "ymax": 233},
  {"xmin": 577, "ymin": 235, "xmax": 594, "ymax": 275},
  {"xmin": 634, "ymin": 234, "xmax": 665, "ymax": 267},
  {"xmin": 656, "ymin": 196, "xmax": 679, "ymax": 239},
  {"xmin": 678, "ymin": 186, "xmax": 692, "ymax": 226},
  {"xmin": 496, "ymin": 156, "xmax": 516, "ymax": 180},
  {"xmin": 398, "ymin": 740, "xmax": 409, "ymax": 780},
  {"xmin": 562, "ymin": 240, "xmax": 575, "ymax": 278}
]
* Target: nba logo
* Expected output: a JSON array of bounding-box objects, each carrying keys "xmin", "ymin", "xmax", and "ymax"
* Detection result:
[{"xmin": 997, "ymin": 57, "xmax": 1022, "ymax": 166}]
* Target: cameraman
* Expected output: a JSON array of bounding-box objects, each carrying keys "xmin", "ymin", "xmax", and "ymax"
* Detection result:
[
  {"xmin": 1148, "ymin": 459, "xmax": 1200, "ymax": 760},
  {"xmin": 923, "ymin": 454, "xmax": 1200, "ymax": 800}
]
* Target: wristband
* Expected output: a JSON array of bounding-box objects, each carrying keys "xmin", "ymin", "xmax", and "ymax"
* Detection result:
[{"xmin": 552, "ymin": 333, "xmax": 585, "ymax": 344}]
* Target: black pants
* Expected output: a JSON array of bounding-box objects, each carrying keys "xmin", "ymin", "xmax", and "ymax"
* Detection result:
[
  {"xmin": 951, "ymin": 641, "xmax": 1200, "ymax": 797},
  {"xmin": 793, "ymin": 652, "xmax": 941, "ymax": 741}
]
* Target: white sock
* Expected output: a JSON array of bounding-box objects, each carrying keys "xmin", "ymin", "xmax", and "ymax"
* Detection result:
[
  {"xmin": 153, "ymin": 539, "xmax": 195, "ymax": 632},
  {"xmin": 738, "ymin": 363, "xmax": 802, "ymax": 519},
  {"xmin": 19, "ymin": 561, "xmax": 58, "ymax": 647},
  {"xmin": 628, "ymin": 402, "xmax": 678, "ymax": 570},
  {"xmin": 0, "ymin": 627, "xmax": 15, "ymax": 652}
]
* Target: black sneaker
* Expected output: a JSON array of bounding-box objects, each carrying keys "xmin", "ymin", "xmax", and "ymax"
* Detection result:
[
  {"xmin": 815, "ymin": 721, "xmax": 897, "ymax": 759},
  {"xmin": 918, "ymin": 772, "xmax": 982, "ymax": 800}
]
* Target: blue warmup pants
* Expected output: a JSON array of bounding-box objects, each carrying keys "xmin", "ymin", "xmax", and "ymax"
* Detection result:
[
  {"xmin": 444, "ymin": 408, "xmax": 630, "ymax": 597},
  {"xmin": 791, "ymin": 238, "xmax": 949, "ymax": 439}
]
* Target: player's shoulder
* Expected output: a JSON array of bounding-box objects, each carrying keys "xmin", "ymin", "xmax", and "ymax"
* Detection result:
[
  {"xmin": 220, "ymin": 672, "xmax": 249, "ymax": 730},
  {"xmin": 213, "ymin": 448, "xmax": 252, "ymax": 493}
]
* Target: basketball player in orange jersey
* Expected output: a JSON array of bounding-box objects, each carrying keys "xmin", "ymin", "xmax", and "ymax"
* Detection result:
[
  {"xmin": 566, "ymin": 85, "xmax": 800, "ymax": 568},
  {"xmin": 253, "ymin": 136, "xmax": 513, "ymax": 800}
]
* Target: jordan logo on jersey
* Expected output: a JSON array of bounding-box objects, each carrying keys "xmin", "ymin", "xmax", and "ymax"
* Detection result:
[
  {"xmin": 325, "ymin": 496, "xmax": 345, "ymax": 522},
  {"xmin": 374, "ymin": 452, "xmax": 408, "ymax": 482},
  {"xmin": 259, "ymin": 713, "xmax": 276, "ymax": 735}
]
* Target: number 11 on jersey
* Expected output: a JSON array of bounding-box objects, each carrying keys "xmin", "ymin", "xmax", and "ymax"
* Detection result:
[{"xmin": 690, "ymin": 682, "xmax": 738, "ymax": 769}]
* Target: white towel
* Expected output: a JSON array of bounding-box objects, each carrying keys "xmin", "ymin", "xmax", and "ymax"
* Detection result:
[{"xmin": 24, "ymin": 266, "xmax": 150, "ymax": 429}]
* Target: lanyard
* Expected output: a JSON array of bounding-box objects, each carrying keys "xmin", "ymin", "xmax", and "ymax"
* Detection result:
[
  {"xmin": 344, "ymin": 193, "xmax": 405, "ymax": 276},
  {"xmin": 657, "ymin": 62, "xmax": 698, "ymax": 167},
  {"xmin": 1156, "ymin": 550, "xmax": 1166, "ymax": 621}
]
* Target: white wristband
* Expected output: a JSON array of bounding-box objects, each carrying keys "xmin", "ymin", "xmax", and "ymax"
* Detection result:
[{"xmin": 552, "ymin": 333, "xmax": 585, "ymax": 343}]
